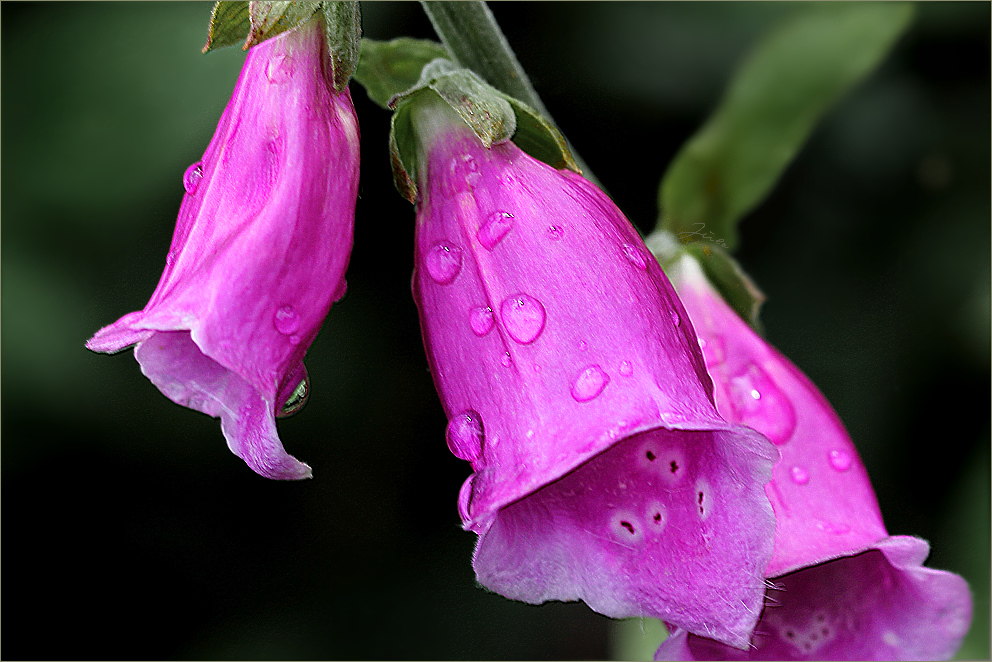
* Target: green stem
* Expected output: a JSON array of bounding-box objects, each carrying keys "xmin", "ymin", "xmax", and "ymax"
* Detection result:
[{"xmin": 419, "ymin": 0, "xmax": 601, "ymax": 189}]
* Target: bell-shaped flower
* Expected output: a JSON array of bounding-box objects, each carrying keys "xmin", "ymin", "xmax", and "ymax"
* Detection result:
[
  {"xmin": 86, "ymin": 17, "xmax": 360, "ymax": 480},
  {"xmin": 655, "ymin": 251, "xmax": 972, "ymax": 660},
  {"xmin": 409, "ymin": 97, "xmax": 779, "ymax": 648}
]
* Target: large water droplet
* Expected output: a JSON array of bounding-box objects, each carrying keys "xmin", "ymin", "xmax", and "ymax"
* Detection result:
[
  {"xmin": 698, "ymin": 335, "xmax": 726, "ymax": 367},
  {"xmin": 728, "ymin": 363, "xmax": 797, "ymax": 445},
  {"xmin": 478, "ymin": 211, "xmax": 515, "ymax": 250},
  {"xmin": 265, "ymin": 54, "xmax": 294, "ymax": 84},
  {"xmin": 618, "ymin": 360, "xmax": 633, "ymax": 377},
  {"xmin": 500, "ymin": 293, "xmax": 546, "ymax": 344},
  {"xmin": 622, "ymin": 243, "xmax": 647, "ymax": 270},
  {"xmin": 277, "ymin": 375, "xmax": 310, "ymax": 418},
  {"xmin": 457, "ymin": 474, "xmax": 475, "ymax": 522},
  {"xmin": 446, "ymin": 410, "xmax": 484, "ymax": 462},
  {"xmin": 790, "ymin": 465, "xmax": 810, "ymax": 485},
  {"xmin": 183, "ymin": 161, "xmax": 203, "ymax": 194},
  {"xmin": 425, "ymin": 242, "xmax": 463, "ymax": 284},
  {"xmin": 828, "ymin": 449, "xmax": 852, "ymax": 472},
  {"xmin": 469, "ymin": 307, "xmax": 495, "ymax": 336},
  {"xmin": 571, "ymin": 365, "xmax": 610, "ymax": 402},
  {"xmin": 274, "ymin": 305, "xmax": 300, "ymax": 335},
  {"xmin": 547, "ymin": 225, "xmax": 564, "ymax": 241}
]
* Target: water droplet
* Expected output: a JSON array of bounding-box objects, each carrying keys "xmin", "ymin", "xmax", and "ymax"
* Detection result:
[
  {"xmin": 478, "ymin": 211, "xmax": 515, "ymax": 250},
  {"xmin": 547, "ymin": 225, "xmax": 564, "ymax": 241},
  {"xmin": 166, "ymin": 250, "xmax": 178, "ymax": 268},
  {"xmin": 469, "ymin": 307, "xmax": 495, "ymax": 336},
  {"xmin": 183, "ymin": 161, "xmax": 203, "ymax": 194},
  {"xmin": 571, "ymin": 365, "xmax": 609, "ymax": 402},
  {"xmin": 622, "ymin": 243, "xmax": 647, "ymax": 270},
  {"xmin": 265, "ymin": 54, "xmax": 294, "ymax": 84},
  {"xmin": 425, "ymin": 242, "xmax": 463, "ymax": 284},
  {"xmin": 500, "ymin": 352, "xmax": 512, "ymax": 368},
  {"xmin": 274, "ymin": 305, "xmax": 300, "ymax": 335},
  {"xmin": 728, "ymin": 363, "xmax": 797, "ymax": 445},
  {"xmin": 533, "ymin": 363, "xmax": 542, "ymax": 373},
  {"xmin": 500, "ymin": 293, "xmax": 546, "ymax": 344},
  {"xmin": 670, "ymin": 309, "xmax": 681, "ymax": 327},
  {"xmin": 828, "ymin": 449, "xmax": 852, "ymax": 472},
  {"xmin": 698, "ymin": 335, "xmax": 726, "ymax": 367},
  {"xmin": 578, "ymin": 340, "xmax": 588, "ymax": 352},
  {"xmin": 790, "ymin": 465, "xmax": 810, "ymax": 485},
  {"xmin": 277, "ymin": 375, "xmax": 310, "ymax": 418},
  {"xmin": 618, "ymin": 360, "xmax": 633, "ymax": 377},
  {"xmin": 461, "ymin": 154, "xmax": 478, "ymax": 172},
  {"xmin": 446, "ymin": 410, "xmax": 484, "ymax": 462},
  {"xmin": 457, "ymin": 474, "xmax": 475, "ymax": 522}
]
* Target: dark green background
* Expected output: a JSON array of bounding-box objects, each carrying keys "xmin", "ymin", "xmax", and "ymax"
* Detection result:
[{"xmin": 2, "ymin": 2, "xmax": 988, "ymax": 659}]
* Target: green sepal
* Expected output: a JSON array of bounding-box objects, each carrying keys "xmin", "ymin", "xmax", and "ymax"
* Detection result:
[
  {"xmin": 389, "ymin": 100, "xmax": 419, "ymax": 203},
  {"xmin": 355, "ymin": 38, "xmax": 451, "ymax": 109},
  {"xmin": 500, "ymin": 95, "xmax": 578, "ymax": 173},
  {"xmin": 322, "ymin": 1, "xmax": 362, "ymax": 91},
  {"xmin": 245, "ymin": 1, "xmax": 321, "ymax": 49},
  {"xmin": 658, "ymin": 2, "xmax": 914, "ymax": 251},
  {"xmin": 648, "ymin": 231, "xmax": 766, "ymax": 333},
  {"xmin": 202, "ymin": 1, "xmax": 251, "ymax": 54}
]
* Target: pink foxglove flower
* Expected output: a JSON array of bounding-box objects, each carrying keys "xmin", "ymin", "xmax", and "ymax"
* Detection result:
[
  {"xmin": 655, "ymin": 252, "xmax": 972, "ymax": 660},
  {"xmin": 86, "ymin": 18, "xmax": 359, "ymax": 480},
  {"xmin": 409, "ymin": 99, "xmax": 778, "ymax": 648}
]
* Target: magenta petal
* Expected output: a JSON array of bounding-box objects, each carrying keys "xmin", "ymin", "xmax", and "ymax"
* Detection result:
[
  {"xmin": 657, "ymin": 536, "xmax": 972, "ymax": 660},
  {"xmin": 85, "ymin": 17, "xmax": 358, "ymax": 479},
  {"xmin": 135, "ymin": 331, "xmax": 310, "ymax": 479},
  {"xmin": 411, "ymin": 107, "xmax": 778, "ymax": 648},
  {"xmin": 475, "ymin": 427, "xmax": 776, "ymax": 648}
]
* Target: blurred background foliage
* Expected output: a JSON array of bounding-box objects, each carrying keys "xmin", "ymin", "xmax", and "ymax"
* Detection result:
[{"xmin": 2, "ymin": 2, "xmax": 988, "ymax": 659}]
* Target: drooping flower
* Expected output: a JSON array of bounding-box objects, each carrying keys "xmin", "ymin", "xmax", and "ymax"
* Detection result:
[
  {"xmin": 86, "ymin": 17, "xmax": 360, "ymax": 480},
  {"xmin": 409, "ymin": 96, "xmax": 779, "ymax": 648},
  {"xmin": 654, "ymin": 250, "xmax": 972, "ymax": 660}
]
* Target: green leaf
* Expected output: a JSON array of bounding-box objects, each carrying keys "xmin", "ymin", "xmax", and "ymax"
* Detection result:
[
  {"xmin": 245, "ymin": 1, "xmax": 321, "ymax": 50},
  {"xmin": 658, "ymin": 2, "xmax": 914, "ymax": 250},
  {"xmin": 322, "ymin": 1, "xmax": 362, "ymax": 91},
  {"xmin": 202, "ymin": 1, "xmax": 251, "ymax": 54},
  {"xmin": 355, "ymin": 38, "xmax": 450, "ymax": 109}
]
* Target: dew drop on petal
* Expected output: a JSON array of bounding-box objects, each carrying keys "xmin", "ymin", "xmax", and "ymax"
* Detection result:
[
  {"xmin": 578, "ymin": 340, "xmax": 588, "ymax": 352},
  {"xmin": 571, "ymin": 365, "xmax": 610, "ymax": 402},
  {"xmin": 621, "ymin": 243, "xmax": 647, "ymax": 270},
  {"xmin": 274, "ymin": 305, "xmax": 300, "ymax": 335},
  {"xmin": 425, "ymin": 242, "xmax": 463, "ymax": 284},
  {"xmin": 457, "ymin": 474, "xmax": 475, "ymax": 522},
  {"xmin": 500, "ymin": 352, "xmax": 512, "ymax": 368},
  {"xmin": 728, "ymin": 362, "xmax": 797, "ymax": 445},
  {"xmin": 828, "ymin": 449, "xmax": 853, "ymax": 472},
  {"xmin": 469, "ymin": 306, "xmax": 495, "ymax": 336},
  {"xmin": 478, "ymin": 211, "xmax": 515, "ymax": 250},
  {"xmin": 547, "ymin": 225, "xmax": 564, "ymax": 241},
  {"xmin": 698, "ymin": 335, "xmax": 726, "ymax": 367},
  {"xmin": 265, "ymin": 54, "xmax": 294, "ymax": 84},
  {"xmin": 277, "ymin": 374, "xmax": 310, "ymax": 418},
  {"xmin": 183, "ymin": 161, "xmax": 203, "ymax": 194},
  {"xmin": 500, "ymin": 293, "xmax": 546, "ymax": 344},
  {"xmin": 670, "ymin": 309, "xmax": 681, "ymax": 327},
  {"xmin": 790, "ymin": 465, "xmax": 810, "ymax": 485},
  {"xmin": 446, "ymin": 410, "xmax": 485, "ymax": 462},
  {"xmin": 618, "ymin": 360, "xmax": 633, "ymax": 377}
]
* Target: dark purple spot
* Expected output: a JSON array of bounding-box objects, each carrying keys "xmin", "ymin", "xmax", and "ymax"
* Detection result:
[
  {"xmin": 785, "ymin": 630, "xmax": 795, "ymax": 639},
  {"xmin": 653, "ymin": 512, "xmax": 662, "ymax": 523},
  {"xmin": 646, "ymin": 450, "xmax": 657, "ymax": 461},
  {"xmin": 670, "ymin": 460, "xmax": 679, "ymax": 473},
  {"xmin": 620, "ymin": 520, "xmax": 635, "ymax": 535}
]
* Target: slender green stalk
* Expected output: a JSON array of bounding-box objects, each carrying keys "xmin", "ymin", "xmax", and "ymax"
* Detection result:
[{"xmin": 419, "ymin": 0, "xmax": 601, "ymax": 188}]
